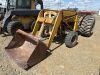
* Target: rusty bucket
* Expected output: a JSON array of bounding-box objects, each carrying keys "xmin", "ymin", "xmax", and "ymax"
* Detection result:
[{"xmin": 5, "ymin": 29, "xmax": 49, "ymax": 70}]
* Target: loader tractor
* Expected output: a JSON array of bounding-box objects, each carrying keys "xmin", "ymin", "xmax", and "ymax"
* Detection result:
[
  {"xmin": 5, "ymin": 9, "xmax": 95, "ymax": 70},
  {"xmin": 0, "ymin": 0, "xmax": 43, "ymax": 35}
]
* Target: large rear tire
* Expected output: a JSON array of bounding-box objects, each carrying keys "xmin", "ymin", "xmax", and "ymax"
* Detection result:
[
  {"xmin": 79, "ymin": 15, "xmax": 95, "ymax": 37},
  {"xmin": 7, "ymin": 21, "xmax": 24, "ymax": 35},
  {"xmin": 65, "ymin": 31, "xmax": 78, "ymax": 48}
]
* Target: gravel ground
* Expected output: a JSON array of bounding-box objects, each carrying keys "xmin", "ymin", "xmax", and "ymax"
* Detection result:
[{"xmin": 0, "ymin": 15, "xmax": 100, "ymax": 75}]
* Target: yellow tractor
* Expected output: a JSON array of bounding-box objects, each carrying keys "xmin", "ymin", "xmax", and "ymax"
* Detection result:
[
  {"xmin": 5, "ymin": 9, "xmax": 95, "ymax": 70},
  {"xmin": 0, "ymin": 0, "xmax": 43, "ymax": 35}
]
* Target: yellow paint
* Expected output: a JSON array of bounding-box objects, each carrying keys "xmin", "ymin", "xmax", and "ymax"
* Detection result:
[
  {"xmin": 73, "ymin": 15, "xmax": 79, "ymax": 31},
  {"xmin": 31, "ymin": 0, "xmax": 36, "ymax": 9},
  {"xmin": 11, "ymin": 16, "xmax": 34, "ymax": 25}
]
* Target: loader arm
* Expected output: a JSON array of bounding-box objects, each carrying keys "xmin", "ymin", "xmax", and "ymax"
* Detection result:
[
  {"xmin": 47, "ymin": 11, "xmax": 62, "ymax": 48},
  {"xmin": 32, "ymin": 10, "xmax": 62, "ymax": 48},
  {"xmin": 73, "ymin": 15, "xmax": 79, "ymax": 31}
]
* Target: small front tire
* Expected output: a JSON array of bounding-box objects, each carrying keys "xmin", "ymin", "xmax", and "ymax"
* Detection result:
[{"xmin": 65, "ymin": 31, "xmax": 78, "ymax": 48}]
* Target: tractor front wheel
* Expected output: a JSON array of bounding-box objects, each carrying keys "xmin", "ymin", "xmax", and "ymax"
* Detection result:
[{"xmin": 65, "ymin": 31, "xmax": 78, "ymax": 48}]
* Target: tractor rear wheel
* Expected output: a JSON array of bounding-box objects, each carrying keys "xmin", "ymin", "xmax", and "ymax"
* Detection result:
[
  {"xmin": 65, "ymin": 31, "xmax": 78, "ymax": 48},
  {"xmin": 7, "ymin": 21, "xmax": 24, "ymax": 35},
  {"xmin": 79, "ymin": 15, "xmax": 95, "ymax": 37}
]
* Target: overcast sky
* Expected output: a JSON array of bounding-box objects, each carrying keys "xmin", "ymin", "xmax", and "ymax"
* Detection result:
[
  {"xmin": 43, "ymin": 0, "xmax": 100, "ymax": 10},
  {"xmin": 0, "ymin": 0, "xmax": 99, "ymax": 10}
]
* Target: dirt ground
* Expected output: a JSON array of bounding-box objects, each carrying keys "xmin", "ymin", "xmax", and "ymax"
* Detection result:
[{"xmin": 0, "ymin": 15, "xmax": 100, "ymax": 75}]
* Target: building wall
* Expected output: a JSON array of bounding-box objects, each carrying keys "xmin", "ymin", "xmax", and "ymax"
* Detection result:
[{"xmin": 99, "ymin": 10, "xmax": 100, "ymax": 15}]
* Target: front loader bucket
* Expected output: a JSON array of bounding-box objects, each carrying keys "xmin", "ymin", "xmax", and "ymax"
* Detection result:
[{"xmin": 5, "ymin": 29, "xmax": 49, "ymax": 70}]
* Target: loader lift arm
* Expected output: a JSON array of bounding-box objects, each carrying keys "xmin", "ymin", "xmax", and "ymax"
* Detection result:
[{"xmin": 32, "ymin": 10, "xmax": 62, "ymax": 48}]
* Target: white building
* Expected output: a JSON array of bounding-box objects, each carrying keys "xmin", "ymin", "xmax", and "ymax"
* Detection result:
[{"xmin": 99, "ymin": 10, "xmax": 100, "ymax": 15}]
